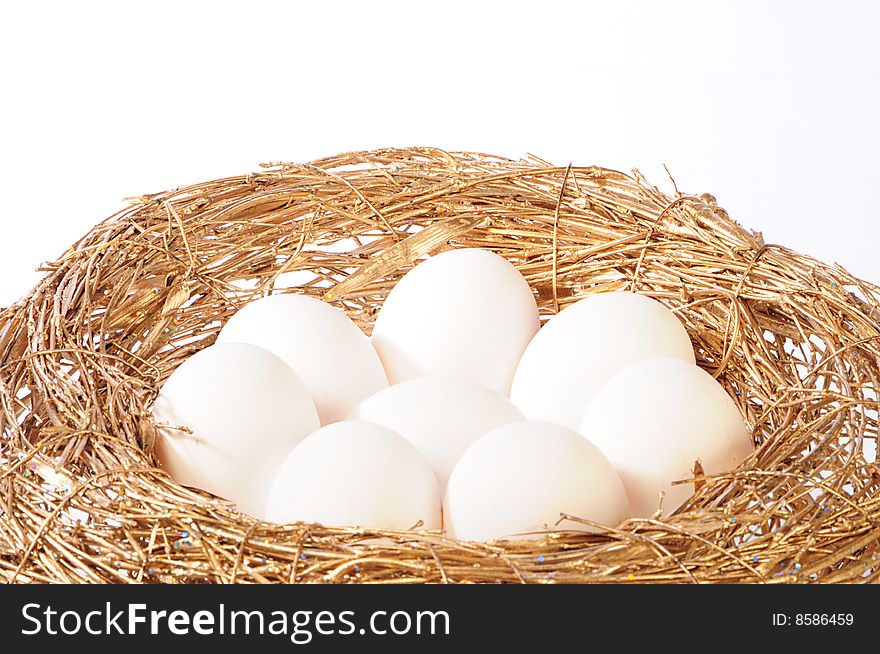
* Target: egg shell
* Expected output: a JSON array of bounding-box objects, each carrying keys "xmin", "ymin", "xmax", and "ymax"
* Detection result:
[
  {"xmin": 265, "ymin": 420, "xmax": 441, "ymax": 530},
  {"xmin": 444, "ymin": 421, "xmax": 630, "ymax": 541},
  {"xmin": 151, "ymin": 342, "xmax": 320, "ymax": 517},
  {"xmin": 510, "ymin": 292, "xmax": 695, "ymax": 429},
  {"xmin": 371, "ymin": 248, "xmax": 539, "ymax": 395},
  {"xmin": 579, "ymin": 356, "xmax": 753, "ymax": 518},
  {"xmin": 216, "ymin": 294, "xmax": 387, "ymax": 425},
  {"xmin": 349, "ymin": 377, "xmax": 524, "ymax": 489}
]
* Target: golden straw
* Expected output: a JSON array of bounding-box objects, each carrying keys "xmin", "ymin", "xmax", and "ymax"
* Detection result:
[{"xmin": 1, "ymin": 147, "xmax": 879, "ymax": 584}]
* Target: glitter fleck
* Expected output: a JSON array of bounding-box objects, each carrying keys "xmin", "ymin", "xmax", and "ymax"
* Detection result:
[{"xmin": 537, "ymin": 555, "xmax": 545, "ymax": 563}]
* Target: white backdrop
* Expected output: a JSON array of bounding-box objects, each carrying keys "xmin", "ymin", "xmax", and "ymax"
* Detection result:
[{"xmin": 1, "ymin": 0, "xmax": 878, "ymax": 307}]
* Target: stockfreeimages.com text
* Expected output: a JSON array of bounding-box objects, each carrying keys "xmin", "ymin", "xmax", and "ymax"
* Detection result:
[{"xmin": 21, "ymin": 602, "xmax": 450, "ymax": 644}]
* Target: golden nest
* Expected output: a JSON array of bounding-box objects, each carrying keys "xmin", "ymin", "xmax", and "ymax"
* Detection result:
[{"xmin": 2, "ymin": 147, "xmax": 879, "ymax": 584}]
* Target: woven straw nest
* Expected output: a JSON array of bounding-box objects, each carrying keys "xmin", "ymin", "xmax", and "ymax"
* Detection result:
[{"xmin": 2, "ymin": 147, "xmax": 879, "ymax": 584}]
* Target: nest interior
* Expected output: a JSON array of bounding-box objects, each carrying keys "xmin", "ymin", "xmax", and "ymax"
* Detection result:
[{"xmin": 1, "ymin": 147, "xmax": 879, "ymax": 584}]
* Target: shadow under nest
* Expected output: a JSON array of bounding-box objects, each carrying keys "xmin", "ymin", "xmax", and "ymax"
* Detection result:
[{"xmin": 1, "ymin": 147, "xmax": 879, "ymax": 584}]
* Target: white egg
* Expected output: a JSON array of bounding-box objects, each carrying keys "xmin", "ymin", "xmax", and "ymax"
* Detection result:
[
  {"xmin": 265, "ymin": 420, "xmax": 441, "ymax": 530},
  {"xmin": 371, "ymin": 248, "xmax": 539, "ymax": 395},
  {"xmin": 216, "ymin": 294, "xmax": 387, "ymax": 425},
  {"xmin": 151, "ymin": 342, "xmax": 320, "ymax": 517},
  {"xmin": 510, "ymin": 292, "xmax": 695, "ymax": 429},
  {"xmin": 444, "ymin": 421, "xmax": 629, "ymax": 541},
  {"xmin": 349, "ymin": 378, "xmax": 524, "ymax": 489},
  {"xmin": 580, "ymin": 357, "xmax": 753, "ymax": 518}
]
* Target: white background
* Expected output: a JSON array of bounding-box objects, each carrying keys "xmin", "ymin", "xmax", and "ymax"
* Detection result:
[{"xmin": 1, "ymin": 0, "xmax": 878, "ymax": 307}]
